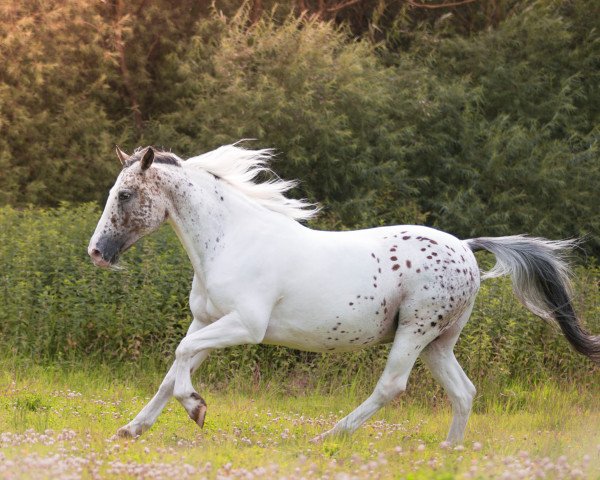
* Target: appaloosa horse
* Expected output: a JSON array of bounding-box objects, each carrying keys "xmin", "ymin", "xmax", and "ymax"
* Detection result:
[{"xmin": 88, "ymin": 144, "xmax": 599, "ymax": 442}]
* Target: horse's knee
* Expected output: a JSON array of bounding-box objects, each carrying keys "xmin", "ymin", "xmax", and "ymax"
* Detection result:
[{"xmin": 175, "ymin": 338, "xmax": 194, "ymax": 360}]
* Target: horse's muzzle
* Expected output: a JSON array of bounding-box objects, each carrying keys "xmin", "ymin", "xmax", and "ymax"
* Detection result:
[{"xmin": 88, "ymin": 236, "xmax": 123, "ymax": 268}]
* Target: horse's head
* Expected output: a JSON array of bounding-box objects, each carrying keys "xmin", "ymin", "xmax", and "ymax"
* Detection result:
[{"xmin": 88, "ymin": 146, "xmax": 173, "ymax": 267}]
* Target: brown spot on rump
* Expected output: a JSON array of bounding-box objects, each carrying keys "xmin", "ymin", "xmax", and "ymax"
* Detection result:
[
  {"xmin": 390, "ymin": 247, "xmax": 397, "ymax": 252},
  {"xmin": 416, "ymin": 268, "xmax": 421, "ymax": 273},
  {"xmin": 390, "ymin": 256, "xmax": 398, "ymax": 261},
  {"xmin": 402, "ymin": 236, "xmax": 411, "ymax": 240},
  {"xmin": 421, "ymin": 248, "xmax": 427, "ymax": 252},
  {"xmin": 371, "ymin": 253, "xmax": 376, "ymax": 258},
  {"xmin": 406, "ymin": 260, "xmax": 412, "ymax": 268},
  {"xmin": 429, "ymin": 240, "xmax": 438, "ymax": 245},
  {"xmin": 392, "ymin": 264, "xmax": 400, "ymax": 271}
]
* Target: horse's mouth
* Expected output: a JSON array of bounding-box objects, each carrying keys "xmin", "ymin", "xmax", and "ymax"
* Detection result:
[{"xmin": 91, "ymin": 255, "xmax": 113, "ymax": 268}]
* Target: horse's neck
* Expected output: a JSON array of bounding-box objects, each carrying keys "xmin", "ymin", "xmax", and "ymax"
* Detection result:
[{"xmin": 164, "ymin": 167, "xmax": 277, "ymax": 281}]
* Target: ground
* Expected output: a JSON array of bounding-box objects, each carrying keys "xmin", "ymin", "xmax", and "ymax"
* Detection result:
[{"xmin": 0, "ymin": 363, "xmax": 598, "ymax": 479}]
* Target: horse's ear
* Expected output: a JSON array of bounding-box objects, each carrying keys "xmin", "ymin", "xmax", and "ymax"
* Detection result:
[
  {"xmin": 115, "ymin": 146, "xmax": 130, "ymax": 166},
  {"xmin": 141, "ymin": 147, "xmax": 154, "ymax": 171}
]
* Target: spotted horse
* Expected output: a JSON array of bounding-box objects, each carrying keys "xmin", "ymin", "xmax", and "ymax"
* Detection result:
[{"xmin": 88, "ymin": 144, "xmax": 600, "ymax": 443}]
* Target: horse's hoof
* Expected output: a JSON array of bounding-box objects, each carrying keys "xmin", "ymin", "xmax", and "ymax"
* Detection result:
[
  {"xmin": 117, "ymin": 425, "xmax": 141, "ymax": 438},
  {"xmin": 189, "ymin": 392, "xmax": 207, "ymax": 428},
  {"xmin": 310, "ymin": 432, "xmax": 328, "ymax": 444},
  {"xmin": 192, "ymin": 403, "xmax": 207, "ymax": 428}
]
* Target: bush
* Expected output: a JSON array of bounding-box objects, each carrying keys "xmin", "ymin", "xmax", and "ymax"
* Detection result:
[
  {"xmin": 0, "ymin": 204, "xmax": 597, "ymax": 392},
  {"xmin": 1, "ymin": 1, "xmax": 598, "ymax": 254}
]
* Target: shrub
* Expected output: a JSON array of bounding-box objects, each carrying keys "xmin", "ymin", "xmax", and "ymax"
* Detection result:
[{"xmin": 0, "ymin": 204, "xmax": 597, "ymax": 392}]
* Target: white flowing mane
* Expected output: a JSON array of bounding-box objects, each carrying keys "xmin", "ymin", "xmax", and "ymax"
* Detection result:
[{"xmin": 183, "ymin": 144, "xmax": 319, "ymax": 221}]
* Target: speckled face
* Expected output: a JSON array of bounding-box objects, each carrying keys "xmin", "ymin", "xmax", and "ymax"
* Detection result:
[{"xmin": 88, "ymin": 149, "xmax": 169, "ymax": 267}]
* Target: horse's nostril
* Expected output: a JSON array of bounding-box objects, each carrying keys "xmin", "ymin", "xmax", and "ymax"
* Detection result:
[{"xmin": 89, "ymin": 247, "xmax": 112, "ymax": 268}]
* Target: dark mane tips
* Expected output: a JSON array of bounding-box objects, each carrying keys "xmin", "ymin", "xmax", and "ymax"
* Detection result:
[{"xmin": 124, "ymin": 147, "xmax": 181, "ymax": 168}]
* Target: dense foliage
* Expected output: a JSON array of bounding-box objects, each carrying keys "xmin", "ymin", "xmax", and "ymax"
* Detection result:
[
  {"xmin": 0, "ymin": 0, "xmax": 598, "ymax": 253},
  {"xmin": 1, "ymin": 205, "xmax": 598, "ymax": 390}
]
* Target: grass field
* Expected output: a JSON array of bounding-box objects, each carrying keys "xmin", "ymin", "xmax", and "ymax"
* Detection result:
[{"xmin": 0, "ymin": 360, "xmax": 598, "ymax": 479}]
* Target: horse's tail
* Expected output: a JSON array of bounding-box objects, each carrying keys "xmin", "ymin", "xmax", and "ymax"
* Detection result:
[{"xmin": 465, "ymin": 235, "xmax": 600, "ymax": 364}]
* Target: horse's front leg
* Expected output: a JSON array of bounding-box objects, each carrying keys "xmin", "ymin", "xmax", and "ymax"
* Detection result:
[
  {"xmin": 173, "ymin": 309, "xmax": 268, "ymax": 427},
  {"xmin": 117, "ymin": 318, "xmax": 211, "ymax": 438}
]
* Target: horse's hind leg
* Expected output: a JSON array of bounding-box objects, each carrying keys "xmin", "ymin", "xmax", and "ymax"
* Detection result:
[
  {"xmin": 312, "ymin": 329, "xmax": 426, "ymax": 442},
  {"xmin": 419, "ymin": 303, "xmax": 476, "ymax": 444}
]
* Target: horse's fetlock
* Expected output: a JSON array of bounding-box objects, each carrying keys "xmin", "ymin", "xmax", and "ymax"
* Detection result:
[{"xmin": 173, "ymin": 386, "xmax": 187, "ymax": 402}]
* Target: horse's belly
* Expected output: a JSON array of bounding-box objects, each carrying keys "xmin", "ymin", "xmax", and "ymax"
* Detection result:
[{"xmin": 263, "ymin": 301, "xmax": 398, "ymax": 353}]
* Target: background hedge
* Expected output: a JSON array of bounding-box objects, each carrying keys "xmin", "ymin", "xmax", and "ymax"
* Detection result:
[{"xmin": 1, "ymin": 205, "xmax": 597, "ymax": 392}]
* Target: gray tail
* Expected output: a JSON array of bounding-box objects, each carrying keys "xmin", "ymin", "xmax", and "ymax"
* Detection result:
[{"xmin": 466, "ymin": 235, "xmax": 600, "ymax": 365}]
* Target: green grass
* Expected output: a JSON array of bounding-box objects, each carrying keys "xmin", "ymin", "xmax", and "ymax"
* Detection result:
[{"xmin": 0, "ymin": 360, "xmax": 598, "ymax": 479}]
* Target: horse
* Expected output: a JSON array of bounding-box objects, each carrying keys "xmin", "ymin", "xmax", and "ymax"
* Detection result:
[{"xmin": 88, "ymin": 144, "xmax": 600, "ymax": 443}]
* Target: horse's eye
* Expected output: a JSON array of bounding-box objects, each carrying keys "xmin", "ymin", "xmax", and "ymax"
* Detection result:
[{"xmin": 118, "ymin": 191, "xmax": 132, "ymax": 202}]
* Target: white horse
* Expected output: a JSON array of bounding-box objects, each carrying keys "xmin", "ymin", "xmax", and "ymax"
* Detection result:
[{"xmin": 88, "ymin": 144, "xmax": 599, "ymax": 443}]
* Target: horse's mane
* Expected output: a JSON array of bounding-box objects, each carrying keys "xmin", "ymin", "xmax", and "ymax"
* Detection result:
[{"xmin": 183, "ymin": 144, "xmax": 319, "ymax": 221}]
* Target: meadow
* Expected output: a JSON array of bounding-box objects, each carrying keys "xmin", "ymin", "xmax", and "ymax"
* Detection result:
[{"xmin": 0, "ymin": 359, "xmax": 599, "ymax": 479}]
